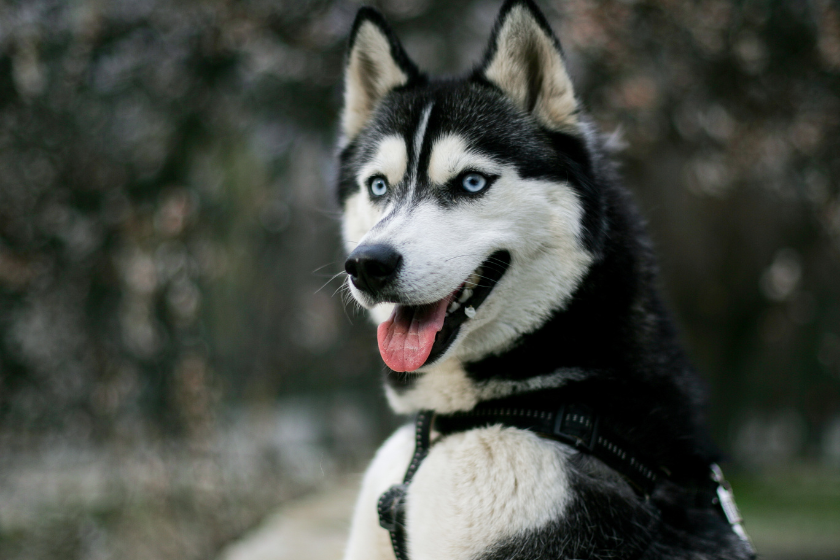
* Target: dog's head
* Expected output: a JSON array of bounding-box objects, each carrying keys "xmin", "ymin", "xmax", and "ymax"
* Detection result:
[{"xmin": 337, "ymin": 0, "xmax": 604, "ymax": 379}]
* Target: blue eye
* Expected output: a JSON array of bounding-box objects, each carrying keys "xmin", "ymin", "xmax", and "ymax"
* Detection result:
[
  {"xmin": 369, "ymin": 176, "xmax": 388, "ymax": 197},
  {"xmin": 461, "ymin": 173, "xmax": 488, "ymax": 193}
]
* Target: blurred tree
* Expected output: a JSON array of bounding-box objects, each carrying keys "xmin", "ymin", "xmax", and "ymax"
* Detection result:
[{"xmin": 0, "ymin": 0, "xmax": 837, "ymax": 466}]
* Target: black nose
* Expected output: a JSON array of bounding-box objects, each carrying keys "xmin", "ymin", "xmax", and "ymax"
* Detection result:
[{"xmin": 345, "ymin": 244, "xmax": 402, "ymax": 294}]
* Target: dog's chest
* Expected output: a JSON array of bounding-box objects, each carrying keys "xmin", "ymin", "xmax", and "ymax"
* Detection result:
[{"xmin": 405, "ymin": 425, "xmax": 573, "ymax": 559}]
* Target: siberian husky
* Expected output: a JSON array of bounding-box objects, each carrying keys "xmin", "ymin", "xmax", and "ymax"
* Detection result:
[{"xmin": 336, "ymin": 1, "xmax": 755, "ymax": 559}]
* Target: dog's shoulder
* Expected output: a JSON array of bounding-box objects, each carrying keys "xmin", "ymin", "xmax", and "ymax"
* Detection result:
[{"xmin": 406, "ymin": 425, "xmax": 572, "ymax": 559}]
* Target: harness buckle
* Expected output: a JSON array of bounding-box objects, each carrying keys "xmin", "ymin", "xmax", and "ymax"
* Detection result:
[
  {"xmin": 710, "ymin": 464, "xmax": 754, "ymax": 551},
  {"xmin": 378, "ymin": 483, "xmax": 407, "ymax": 532}
]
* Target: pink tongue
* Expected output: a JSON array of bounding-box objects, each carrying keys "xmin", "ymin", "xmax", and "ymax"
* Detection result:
[{"xmin": 377, "ymin": 296, "xmax": 452, "ymax": 372}]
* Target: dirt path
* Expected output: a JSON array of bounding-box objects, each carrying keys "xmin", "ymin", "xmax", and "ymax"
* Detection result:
[{"xmin": 217, "ymin": 476, "xmax": 360, "ymax": 560}]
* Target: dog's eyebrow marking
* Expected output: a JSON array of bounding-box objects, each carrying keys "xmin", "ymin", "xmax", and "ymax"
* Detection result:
[
  {"xmin": 409, "ymin": 103, "xmax": 434, "ymax": 186},
  {"xmin": 428, "ymin": 133, "xmax": 503, "ymax": 185},
  {"xmin": 358, "ymin": 134, "xmax": 408, "ymax": 188}
]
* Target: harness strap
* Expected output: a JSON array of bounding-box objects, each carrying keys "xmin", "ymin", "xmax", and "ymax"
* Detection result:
[
  {"xmin": 436, "ymin": 402, "xmax": 661, "ymax": 495},
  {"xmin": 377, "ymin": 410, "xmax": 433, "ymax": 560},
  {"xmin": 377, "ymin": 404, "xmax": 754, "ymax": 560}
]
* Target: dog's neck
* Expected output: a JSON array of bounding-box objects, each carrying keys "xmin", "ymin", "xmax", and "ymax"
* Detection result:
[{"xmin": 384, "ymin": 359, "xmax": 589, "ymax": 414}]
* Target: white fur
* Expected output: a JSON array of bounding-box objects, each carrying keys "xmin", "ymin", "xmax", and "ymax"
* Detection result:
[
  {"xmin": 407, "ymin": 425, "xmax": 571, "ymax": 559},
  {"xmin": 369, "ymin": 302, "xmax": 396, "ymax": 325},
  {"xmin": 343, "ymin": 425, "xmax": 415, "ymax": 560},
  {"xmin": 342, "ymin": 136, "xmax": 406, "ymax": 254},
  {"xmin": 349, "ymin": 173, "xmax": 590, "ymax": 315},
  {"xmin": 358, "ymin": 134, "xmax": 408, "ymax": 191},
  {"xmin": 342, "ymin": 22, "xmax": 409, "ymax": 142},
  {"xmin": 342, "ymin": 424, "xmax": 572, "ymax": 560},
  {"xmin": 343, "ymin": 132, "xmax": 593, "ymax": 411},
  {"xmin": 342, "ymin": 190, "xmax": 383, "ymax": 255},
  {"xmin": 484, "ymin": 6, "xmax": 578, "ymax": 131},
  {"xmin": 386, "ymin": 361, "xmax": 588, "ymax": 414},
  {"xmin": 410, "ymin": 104, "xmax": 434, "ymax": 183},
  {"xmin": 427, "ymin": 134, "xmax": 503, "ymax": 185}
]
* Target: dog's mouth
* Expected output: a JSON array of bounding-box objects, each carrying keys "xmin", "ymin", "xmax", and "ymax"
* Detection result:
[{"xmin": 376, "ymin": 250, "xmax": 511, "ymax": 372}]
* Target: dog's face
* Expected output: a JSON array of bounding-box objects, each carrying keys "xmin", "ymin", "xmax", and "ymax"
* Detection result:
[{"xmin": 338, "ymin": 1, "xmax": 601, "ymax": 378}]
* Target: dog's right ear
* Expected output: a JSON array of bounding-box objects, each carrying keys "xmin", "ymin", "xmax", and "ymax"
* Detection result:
[
  {"xmin": 478, "ymin": 0, "xmax": 579, "ymax": 132},
  {"xmin": 341, "ymin": 8, "xmax": 418, "ymax": 142}
]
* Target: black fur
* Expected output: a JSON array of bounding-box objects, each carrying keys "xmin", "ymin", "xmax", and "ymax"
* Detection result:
[
  {"xmin": 346, "ymin": 7, "xmax": 422, "ymax": 86},
  {"xmin": 339, "ymin": 82, "xmax": 601, "ymax": 246},
  {"xmin": 339, "ymin": 1, "xmax": 754, "ymax": 558},
  {"xmin": 478, "ymin": 0, "xmax": 569, "ymax": 68},
  {"xmin": 484, "ymin": 456, "xmax": 750, "ymax": 560}
]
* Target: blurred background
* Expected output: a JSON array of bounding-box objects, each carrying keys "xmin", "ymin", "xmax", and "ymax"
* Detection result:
[{"xmin": 0, "ymin": 0, "xmax": 838, "ymax": 559}]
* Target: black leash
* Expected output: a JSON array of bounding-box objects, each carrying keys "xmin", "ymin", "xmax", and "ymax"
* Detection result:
[{"xmin": 377, "ymin": 404, "xmax": 753, "ymax": 560}]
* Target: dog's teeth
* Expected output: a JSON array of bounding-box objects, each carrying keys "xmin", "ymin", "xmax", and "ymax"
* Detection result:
[
  {"xmin": 458, "ymin": 288, "xmax": 473, "ymax": 303},
  {"xmin": 448, "ymin": 301, "xmax": 461, "ymax": 313},
  {"xmin": 466, "ymin": 273, "xmax": 480, "ymax": 289},
  {"xmin": 464, "ymin": 306, "xmax": 476, "ymax": 318}
]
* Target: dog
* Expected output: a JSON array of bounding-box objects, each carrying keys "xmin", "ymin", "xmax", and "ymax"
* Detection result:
[{"xmin": 335, "ymin": 1, "xmax": 755, "ymax": 559}]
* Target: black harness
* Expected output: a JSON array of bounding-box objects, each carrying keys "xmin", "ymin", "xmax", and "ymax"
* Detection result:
[{"xmin": 377, "ymin": 400, "xmax": 754, "ymax": 560}]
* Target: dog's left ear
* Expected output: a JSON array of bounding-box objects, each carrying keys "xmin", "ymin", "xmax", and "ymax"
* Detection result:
[
  {"xmin": 479, "ymin": 0, "xmax": 578, "ymax": 131},
  {"xmin": 341, "ymin": 8, "xmax": 419, "ymax": 142}
]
